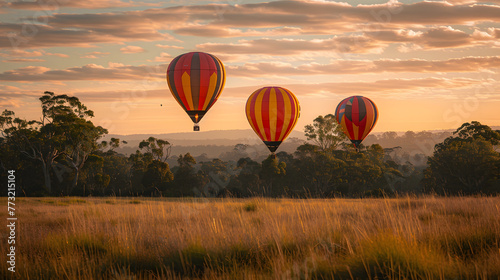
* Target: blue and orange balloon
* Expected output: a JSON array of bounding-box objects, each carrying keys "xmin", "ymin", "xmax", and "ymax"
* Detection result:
[
  {"xmin": 166, "ymin": 52, "xmax": 225, "ymax": 130},
  {"xmin": 335, "ymin": 96, "xmax": 378, "ymax": 148},
  {"xmin": 246, "ymin": 86, "xmax": 300, "ymax": 153}
]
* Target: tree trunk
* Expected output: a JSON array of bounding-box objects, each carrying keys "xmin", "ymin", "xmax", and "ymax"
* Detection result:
[
  {"xmin": 69, "ymin": 168, "xmax": 79, "ymax": 195},
  {"xmin": 41, "ymin": 161, "xmax": 52, "ymax": 194}
]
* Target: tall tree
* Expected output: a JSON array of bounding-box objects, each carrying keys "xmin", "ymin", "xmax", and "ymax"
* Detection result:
[
  {"xmin": 63, "ymin": 116, "xmax": 108, "ymax": 193},
  {"xmin": 424, "ymin": 122, "xmax": 500, "ymax": 194},
  {"xmin": 171, "ymin": 153, "xmax": 202, "ymax": 196},
  {"xmin": 304, "ymin": 114, "xmax": 347, "ymax": 151},
  {"xmin": 0, "ymin": 91, "xmax": 108, "ymax": 194},
  {"xmin": 1, "ymin": 106, "xmax": 64, "ymax": 194},
  {"xmin": 260, "ymin": 155, "xmax": 286, "ymax": 196},
  {"xmin": 139, "ymin": 137, "xmax": 172, "ymax": 162},
  {"xmin": 424, "ymin": 139, "xmax": 500, "ymax": 194},
  {"xmin": 436, "ymin": 121, "xmax": 500, "ymax": 151}
]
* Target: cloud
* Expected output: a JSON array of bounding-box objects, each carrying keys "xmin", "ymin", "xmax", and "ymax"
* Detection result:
[
  {"xmin": 0, "ymin": 63, "xmax": 166, "ymax": 81},
  {"xmin": 0, "ymin": 49, "xmax": 69, "ymax": 59},
  {"xmin": 5, "ymin": 0, "xmax": 159, "ymax": 10},
  {"xmin": 2, "ymin": 1, "xmax": 499, "ymax": 50},
  {"xmin": 3, "ymin": 58, "xmax": 45, "ymax": 62},
  {"xmin": 45, "ymin": 52, "xmax": 69, "ymax": 57},
  {"xmin": 168, "ymin": 0, "xmax": 500, "ymax": 36},
  {"xmin": 120, "ymin": 46, "xmax": 146, "ymax": 54},
  {"xmin": 198, "ymin": 36, "xmax": 386, "ymax": 55},
  {"xmin": 81, "ymin": 51, "xmax": 110, "ymax": 58},
  {"xmin": 376, "ymin": 26, "xmax": 500, "ymax": 49},
  {"xmin": 0, "ymin": 21, "xmax": 173, "ymax": 49},
  {"xmin": 2, "ymin": 56, "xmax": 499, "ymax": 82},
  {"xmin": 54, "ymin": 77, "xmax": 484, "ymax": 104},
  {"xmin": 152, "ymin": 52, "xmax": 172, "ymax": 62},
  {"xmin": 197, "ymin": 27, "xmax": 500, "ymax": 57},
  {"xmin": 2, "ymin": 50, "xmax": 44, "ymax": 57},
  {"xmin": 227, "ymin": 56, "xmax": 500, "ymax": 77},
  {"xmin": 221, "ymin": 77, "xmax": 484, "ymax": 99},
  {"xmin": 155, "ymin": 44, "xmax": 184, "ymax": 49}
]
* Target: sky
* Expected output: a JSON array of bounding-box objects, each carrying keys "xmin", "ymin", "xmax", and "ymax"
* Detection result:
[{"xmin": 1, "ymin": 0, "xmax": 499, "ymax": 135}]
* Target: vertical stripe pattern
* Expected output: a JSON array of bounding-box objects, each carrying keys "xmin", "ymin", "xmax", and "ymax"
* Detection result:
[
  {"xmin": 335, "ymin": 96, "xmax": 378, "ymax": 148},
  {"xmin": 246, "ymin": 86, "xmax": 300, "ymax": 152},
  {"xmin": 166, "ymin": 52, "xmax": 225, "ymax": 123}
]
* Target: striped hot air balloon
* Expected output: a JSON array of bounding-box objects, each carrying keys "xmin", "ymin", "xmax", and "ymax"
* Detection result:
[
  {"xmin": 166, "ymin": 52, "xmax": 225, "ymax": 131},
  {"xmin": 246, "ymin": 87, "xmax": 300, "ymax": 153},
  {"xmin": 335, "ymin": 96, "xmax": 378, "ymax": 148}
]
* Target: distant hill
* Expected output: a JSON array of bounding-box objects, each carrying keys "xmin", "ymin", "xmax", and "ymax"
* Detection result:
[
  {"xmin": 104, "ymin": 129, "xmax": 305, "ymax": 144},
  {"xmin": 103, "ymin": 126, "xmax": 500, "ymax": 165},
  {"xmin": 102, "ymin": 129, "xmax": 306, "ymax": 159},
  {"xmin": 103, "ymin": 129, "xmax": 305, "ymax": 153}
]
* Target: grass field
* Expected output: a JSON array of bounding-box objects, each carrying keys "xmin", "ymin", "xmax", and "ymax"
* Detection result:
[{"xmin": 1, "ymin": 196, "xmax": 499, "ymax": 279}]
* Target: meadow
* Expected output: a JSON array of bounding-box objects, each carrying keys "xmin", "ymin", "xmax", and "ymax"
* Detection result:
[{"xmin": 1, "ymin": 196, "xmax": 499, "ymax": 279}]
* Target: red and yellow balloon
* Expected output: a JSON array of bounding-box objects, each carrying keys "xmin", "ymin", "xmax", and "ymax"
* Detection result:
[
  {"xmin": 335, "ymin": 96, "xmax": 378, "ymax": 148},
  {"xmin": 246, "ymin": 87, "xmax": 300, "ymax": 153},
  {"xmin": 166, "ymin": 52, "xmax": 225, "ymax": 130}
]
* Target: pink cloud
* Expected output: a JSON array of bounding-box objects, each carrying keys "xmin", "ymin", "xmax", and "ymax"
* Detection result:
[
  {"xmin": 3, "ymin": 58, "xmax": 45, "ymax": 62},
  {"xmin": 120, "ymin": 46, "xmax": 146, "ymax": 54},
  {"xmin": 81, "ymin": 51, "xmax": 110, "ymax": 58},
  {"xmin": 2, "ymin": 1, "xmax": 499, "ymax": 50},
  {"xmin": 155, "ymin": 44, "xmax": 184, "ymax": 49},
  {"xmin": 220, "ymin": 77, "xmax": 484, "ymax": 99},
  {"xmin": 0, "ymin": 63, "xmax": 166, "ymax": 81},
  {"xmin": 152, "ymin": 52, "xmax": 172, "ymax": 62},
  {"xmin": 5, "ymin": 0, "xmax": 159, "ymax": 10},
  {"xmin": 228, "ymin": 56, "xmax": 500, "ymax": 76}
]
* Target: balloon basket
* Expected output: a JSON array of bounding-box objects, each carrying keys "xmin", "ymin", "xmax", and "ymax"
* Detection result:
[{"xmin": 193, "ymin": 124, "xmax": 200, "ymax": 131}]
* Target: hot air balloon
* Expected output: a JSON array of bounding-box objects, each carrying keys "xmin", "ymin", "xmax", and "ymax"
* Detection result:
[
  {"xmin": 166, "ymin": 52, "xmax": 225, "ymax": 131},
  {"xmin": 246, "ymin": 86, "xmax": 300, "ymax": 153},
  {"xmin": 335, "ymin": 96, "xmax": 378, "ymax": 149}
]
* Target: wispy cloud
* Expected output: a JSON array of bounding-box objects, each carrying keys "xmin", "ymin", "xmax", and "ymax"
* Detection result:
[
  {"xmin": 152, "ymin": 52, "xmax": 172, "ymax": 62},
  {"xmin": 3, "ymin": 1, "xmax": 499, "ymax": 50},
  {"xmin": 47, "ymin": 77, "xmax": 484, "ymax": 104},
  {"xmin": 198, "ymin": 36, "xmax": 385, "ymax": 55},
  {"xmin": 221, "ymin": 77, "xmax": 484, "ymax": 98},
  {"xmin": 228, "ymin": 56, "xmax": 500, "ymax": 76},
  {"xmin": 120, "ymin": 46, "xmax": 146, "ymax": 54},
  {"xmin": 198, "ymin": 27, "xmax": 500, "ymax": 56},
  {"xmin": 0, "ymin": 22, "xmax": 173, "ymax": 49},
  {"xmin": 155, "ymin": 44, "xmax": 184, "ymax": 49},
  {"xmin": 0, "ymin": 64, "xmax": 165, "ymax": 81},
  {"xmin": 4, "ymin": 0, "xmax": 160, "ymax": 10},
  {"xmin": 3, "ymin": 58, "xmax": 45, "ymax": 63},
  {"xmin": 2, "ymin": 56, "xmax": 498, "ymax": 82},
  {"xmin": 81, "ymin": 51, "xmax": 110, "ymax": 59},
  {"xmin": 0, "ymin": 49, "xmax": 68, "ymax": 58}
]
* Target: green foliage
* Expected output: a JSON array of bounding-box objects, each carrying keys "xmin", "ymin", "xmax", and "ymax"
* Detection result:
[
  {"xmin": 1, "ymin": 92, "xmax": 107, "ymax": 195},
  {"xmin": 424, "ymin": 123, "xmax": 500, "ymax": 195},
  {"xmin": 3, "ymin": 96, "xmax": 500, "ymax": 198},
  {"xmin": 304, "ymin": 114, "xmax": 347, "ymax": 151},
  {"xmin": 142, "ymin": 160, "xmax": 174, "ymax": 194},
  {"xmin": 138, "ymin": 137, "xmax": 171, "ymax": 162},
  {"xmin": 260, "ymin": 155, "xmax": 286, "ymax": 196},
  {"xmin": 168, "ymin": 153, "xmax": 203, "ymax": 196}
]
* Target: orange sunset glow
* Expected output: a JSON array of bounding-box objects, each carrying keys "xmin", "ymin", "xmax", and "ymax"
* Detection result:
[{"xmin": 1, "ymin": 0, "xmax": 499, "ymax": 134}]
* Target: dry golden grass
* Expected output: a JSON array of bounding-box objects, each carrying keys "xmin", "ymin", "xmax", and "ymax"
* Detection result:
[{"xmin": 1, "ymin": 196, "xmax": 499, "ymax": 279}]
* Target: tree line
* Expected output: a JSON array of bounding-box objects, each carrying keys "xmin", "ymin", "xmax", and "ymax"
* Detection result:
[{"xmin": 1, "ymin": 92, "xmax": 499, "ymax": 197}]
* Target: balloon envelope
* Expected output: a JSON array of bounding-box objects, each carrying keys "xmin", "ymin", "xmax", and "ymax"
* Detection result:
[
  {"xmin": 246, "ymin": 87, "xmax": 300, "ymax": 153},
  {"xmin": 335, "ymin": 96, "xmax": 378, "ymax": 148},
  {"xmin": 166, "ymin": 52, "xmax": 225, "ymax": 125}
]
